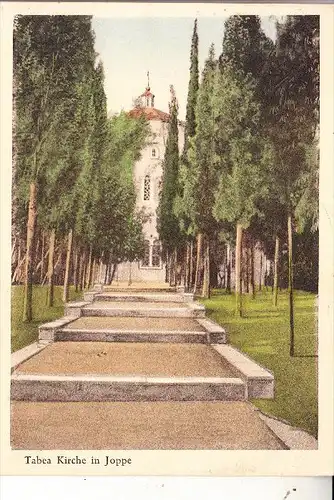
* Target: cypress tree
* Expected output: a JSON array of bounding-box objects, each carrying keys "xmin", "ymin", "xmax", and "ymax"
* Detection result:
[
  {"xmin": 265, "ymin": 15, "xmax": 319, "ymax": 355},
  {"xmin": 213, "ymin": 64, "xmax": 271, "ymax": 316},
  {"xmin": 184, "ymin": 44, "xmax": 217, "ymax": 297},
  {"xmin": 174, "ymin": 19, "xmax": 199, "ymax": 289},
  {"xmin": 220, "ymin": 15, "xmax": 273, "ymax": 87},
  {"xmin": 217, "ymin": 15, "xmax": 276, "ymax": 308},
  {"xmin": 13, "ymin": 15, "xmax": 96, "ymax": 320},
  {"xmin": 182, "ymin": 19, "xmax": 199, "ymax": 162},
  {"xmin": 157, "ymin": 86, "xmax": 182, "ymax": 282}
]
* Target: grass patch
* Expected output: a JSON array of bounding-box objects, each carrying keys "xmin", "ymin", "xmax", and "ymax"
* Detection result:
[
  {"xmin": 11, "ymin": 285, "xmax": 83, "ymax": 353},
  {"xmin": 199, "ymin": 288, "xmax": 318, "ymax": 437}
]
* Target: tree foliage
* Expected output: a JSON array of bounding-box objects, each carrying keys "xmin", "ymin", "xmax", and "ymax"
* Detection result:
[
  {"xmin": 182, "ymin": 18, "xmax": 199, "ymax": 160},
  {"xmin": 12, "ymin": 15, "xmax": 149, "ymax": 316},
  {"xmin": 157, "ymin": 86, "xmax": 182, "ymax": 253}
]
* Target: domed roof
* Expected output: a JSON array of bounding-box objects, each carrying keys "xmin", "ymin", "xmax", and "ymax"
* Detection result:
[{"xmin": 128, "ymin": 106, "xmax": 170, "ymax": 122}]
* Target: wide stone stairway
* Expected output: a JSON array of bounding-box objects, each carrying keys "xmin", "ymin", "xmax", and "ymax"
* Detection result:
[{"xmin": 11, "ymin": 283, "xmax": 286, "ymax": 449}]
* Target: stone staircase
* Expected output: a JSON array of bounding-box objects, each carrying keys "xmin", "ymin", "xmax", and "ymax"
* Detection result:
[{"xmin": 11, "ymin": 285, "xmax": 274, "ymax": 405}]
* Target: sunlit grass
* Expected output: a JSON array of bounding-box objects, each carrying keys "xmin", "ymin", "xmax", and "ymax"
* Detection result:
[
  {"xmin": 11, "ymin": 285, "xmax": 83, "ymax": 353},
  {"xmin": 199, "ymin": 288, "xmax": 318, "ymax": 437}
]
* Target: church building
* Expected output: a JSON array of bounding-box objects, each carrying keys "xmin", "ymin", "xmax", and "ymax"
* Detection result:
[{"xmin": 115, "ymin": 78, "xmax": 185, "ymax": 282}]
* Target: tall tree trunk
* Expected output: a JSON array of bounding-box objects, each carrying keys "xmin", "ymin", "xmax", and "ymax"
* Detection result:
[
  {"xmin": 184, "ymin": 243, "xmax": 190, "ymax": 290},
  {"xmin": 209, "ymin": 245, "xmax": 217, "ymax": 289},
  {"xmin": 86, "ymin": 244, "xmax": 93, "ymax": 289},
  {"xmin": 235, "ymin": 223, "xmax": 243, "ymax": 317},
  {"xmin": 62, "ymin": 229, "xmax": 73, "ymax": 303},
  {"xmin": 93, "ymin": 255, "xmax": 99, "ymax": 284},
  {"xmin": 168, "ymin": 253, "xmax": 173, "ymax": 287},
  {"xmin": 202, "ymin": 237, "xmax": 210, "ymax": 299},
  {"xmin": 73, "ymin": 244, "xmax": 79, "ymax": 292},
  {"xmin": 250, "ymin": 243, "xmax": 255, "ymax": 299},
  {"xmin": 104, "ymin": 259, "xmax": 109, "ymax": 285},
  {"xmin": 106, "ymin": 255, "xmax": 113, "ymax": 284},
  {"xmin": 273, "ymin": 235, "xmax": 280, "ymax": 307},
  {"xmin": 288, "ymin": 214, "xmax": 295, "ymax": 356},
  {"xmin": 226, "ymin": 243, "xmax": 231, "ymax": 293},
  {"xmin": 176, "ymin": 248, "xmax": 179, "ymax": 285},
  {"xmin": 165, "ymin": 250, "xmax": 169, "ymax": 283},
  {"xmin": 23, "ymin": 182, "xmax": 37, "ymax": 321},
  {"xmin": 259, "ymin": 251, "xmax": 263, "ymax": 292},
  {"xmin": 189, "ymin": 240, "xmax": 194, "ymax": 291},
  {"xmin": 34, "ymin": 235, "xmax": 40, "ymax": 282},
  {"xmin": 264, "ymin": 254, "xmax": 268, "ymax": 290},
  {"xmin": 17, "ymin": 243, "xmax": 22, "ymax": 282},
  {"xmin": 78, "ymin": 251, "xmax": 84, "ymax": 291},
  {"xmin": 245, "ymin": 245, "xmax": 250, "ymax": 294},
  {"xmin": 128, "ymin": 262, "xmax": 132, "ymax": 286},
  {"xmin": 98, "ymin": 253, "xmax": 104, "ymax": 284},
  {"xmin": 92, "ymin": 258, "xmax": 97, "ymax": 285},
  {"xmin": 40, "ymin": 231, "xmax": 45, "ymax": 284},
  {"xmin": 53, "ymin": 247, "xmax": 62, "ymax": 286},
  {"xmin": 110, "ymin": 263, "xmax": 117, "ymax": 284},
  {"xmin": 46, "ymin": 229, "xmax": 56, "ymax": 307},
  {"xmin": 193, "ymin": 232, "xmax": 203, "ymax": 294},
  {"xmin": 81, "ymin": 251, "xmax": 87, "ymax": 290}
]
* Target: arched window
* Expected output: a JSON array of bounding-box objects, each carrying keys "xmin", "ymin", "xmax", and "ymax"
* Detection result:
[
  {"xmin": 143, "ymin": 175, "xmax": 151, "ymax": 201},
  {"xmin": 140, "ymin": 239, "xmax": 162, "ymax": 268},
  {"xmin": 152, "ymin": 240, "xmax": 161, "ymax": 267},
  {"xmin": 142, "ymin": 240, "xmax": 150, "ymax": 267}
]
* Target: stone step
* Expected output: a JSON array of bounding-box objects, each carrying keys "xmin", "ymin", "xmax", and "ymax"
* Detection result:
[
  {"xmin": 56, "ymin": 328, "xmax": 209, "ymax": 344},
  {"xmin": 212, "ymin": 344, "xmax": 275, "ymax": 399},
  {"xmin": 87, "ymin": 292, "xmax": 188, "ymax": 303},
  {"xmin": 64, "ymin": 316, "xmax": 206, "ymax": 332},
  {"xmin": 11, "ymin": 341, "xmax": 274, "ymax": 402},
  {"xmin": 11, "ymin": 342, "xmax": 245, "ymax": 402},
  {"xmin": 103, "ymin": 286, "xmax": 176, "ymax": 293},
  {"xmin": 38, "ymin": 316, "xmax": 227, "ymax": 344},
  {"xmin": 76, "ymin": 301, "xmax": 205, "ymax": 318},
  {"xmin": 11, "ymin": 374, "xmax": 246, "ymax": 402}
]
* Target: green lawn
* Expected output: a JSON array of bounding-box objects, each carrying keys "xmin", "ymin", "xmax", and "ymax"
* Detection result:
[
  {"xmin": 199, "ymin": 288, "xmax": 318, "ymax": 437},
  {"xmin": 11, "ymin": 285, "xmax": 83, "ymax": 353}
]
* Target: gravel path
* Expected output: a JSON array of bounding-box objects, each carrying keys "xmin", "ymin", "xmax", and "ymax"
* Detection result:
[
  {"xmin": 15, "ymin": 342, "xmax": 235, "ymax": 377},
  {"xmin": 11, "ymin": 401, "xmax": 285, "ymax": 450}
]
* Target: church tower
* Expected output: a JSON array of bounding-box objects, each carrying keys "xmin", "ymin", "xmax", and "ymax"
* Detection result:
[{"xmin": 116, "ymin": 76, "xmax": 184, "ymax": 282}]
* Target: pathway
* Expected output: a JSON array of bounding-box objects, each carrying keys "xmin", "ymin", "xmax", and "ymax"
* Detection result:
[{"xmin": 11, "ymin": 283, "xmax": 288, "ymax": 449}]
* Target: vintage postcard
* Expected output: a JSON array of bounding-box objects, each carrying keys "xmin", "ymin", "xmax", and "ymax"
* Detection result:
[{"xmin": 0, "ymin": 2, "xmax": 333, "ymax": 476}]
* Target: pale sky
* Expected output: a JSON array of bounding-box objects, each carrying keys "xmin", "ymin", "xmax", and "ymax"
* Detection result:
[{"xmin": 92, "ymin": 16, "xmax": 278, "ymax": 120}]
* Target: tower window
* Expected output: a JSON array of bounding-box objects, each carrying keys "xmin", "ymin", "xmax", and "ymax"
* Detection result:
[
  {"xmin": 150, "ymin": 147, "xmax": 159, "ymax": 159},
  {"xmin": 143, "ymin": 174, "xmax": 151, "ymax": 201}
]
